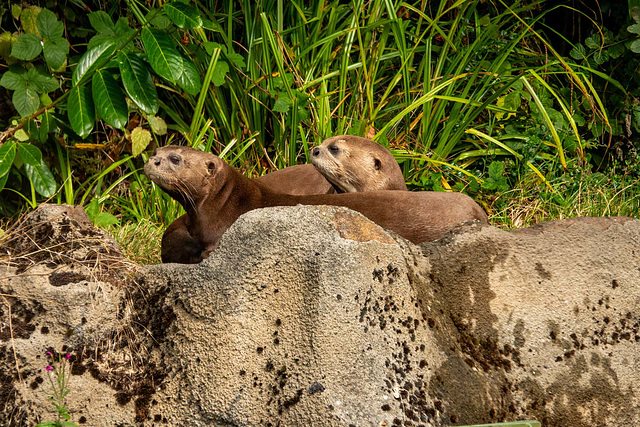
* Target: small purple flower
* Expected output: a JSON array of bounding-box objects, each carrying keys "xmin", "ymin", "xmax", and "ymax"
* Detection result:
[
  {"xmin": 46, "ymin": 351, "xmax": 53, "ymax": 356},
  {"xmin": 46, "ymin": 365, "xmax": 53, "ymax": 371},
  {"xmin": 65, "ymin": 354, "xmax": 71, "ymax": 359}
]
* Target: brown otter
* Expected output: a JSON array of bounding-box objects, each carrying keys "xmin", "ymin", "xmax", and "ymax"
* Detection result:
[
  {"xmin": 311, "ymin": 135, "xmax": 407, "ymax": 193},
  {"xmin": 161, "ymin": 163, "xmax": 332, "ymax": 263},
  {"xmin": 145, "ymin": 146, "xmax": 488, "ymax": 263}
]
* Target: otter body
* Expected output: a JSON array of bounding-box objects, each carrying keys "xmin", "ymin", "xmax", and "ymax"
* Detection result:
[
  {"xmin": 145, "ymin": 146, "xmax": 487, "ymax": 263},
  {"xmin": 311, "ymin": 135, "xmax": 407, "ymax": 193},
  {"xmin": 161, "ymin": 163, "xmax": 332, "ymax": 263}
]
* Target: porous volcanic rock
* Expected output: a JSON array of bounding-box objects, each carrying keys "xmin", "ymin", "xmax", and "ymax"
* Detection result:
[{"xmin": 1, "ymin": 204, "xmax": 639, "ymax": 427}]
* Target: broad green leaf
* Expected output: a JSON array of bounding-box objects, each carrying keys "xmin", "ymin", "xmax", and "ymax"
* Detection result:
[
  {"xmin": 177, "ymin": 57, "xmax": 201, "ymax": 95},
  {"xmin": 13, "ymin": 86, "xmax": 40, "ymax": 117},
  {"xmin": 88, "ymin": 11, "xmax": 115, "ymax": 34},
  {"xmin": 11, "ymin": 34, "xmax": 42, "ymax": 61},
  {"xmin": 0, "ymin": 67, "xmax": 26, "ymax": 90},
  {"xmin": 37, "ymin": 8, "xmax": 63, "ymax": 39},
  {"xmin": 72, "ymin": 40, "xmax": 116, "ymax": 85},
  {"xmin": 24, "ymin": 160, "xmax": 56, "ymax": 197},
  {"xmin": 141, "ymin": 27, "xmax": 183, "ymax": 83},
  {"xmin": 147, "ymin": 116, "xmax": 167, "ymax": 135},
  {"xmin": 26, "ymin": 67, "xmax": 58, "ymax": 93},
  {"xmin": 131, "ymin": 127, "xmax": 152, "ymax": 157},
  {"xmin": 17, "ymin": 143, "xmax": 42, "ymax": 166},
  {"xmin": 210, "ymin": 60, "xmax": 229, "ymax": 86},
  {"xmin": 67, "ymin": 85, "xmax": 95, "ymax": 138},
  {"xmin": 164, "ymin": 2, "xmax": 203, "ymax": 29},
  {"xmin": 0, "ymin": 141, "xmax": 16, "ymax": 177},
  {"xmin": 21, "ymin": 6, "xmax": 41, "ymax": 35},
  {"xmin": 92, "ymin": 69, "xmax": 128, "ymax": 129},
  {"xmin": 631, "ymin": 39, "xmax": 640, "ymax": 54},
  {"xmin": 118, "ymin": 51, "xmax": 159, "ymax": 115},
  {"xmin": 43, "ymin": 37, "xmax": 69, "ymax": 70}
]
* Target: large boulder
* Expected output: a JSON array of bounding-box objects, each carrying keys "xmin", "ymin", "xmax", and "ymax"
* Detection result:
[{"xmin": 1, "ymin": 204, "xmax": 639, "ymax": 426}]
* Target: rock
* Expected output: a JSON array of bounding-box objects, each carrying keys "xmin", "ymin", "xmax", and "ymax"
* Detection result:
[
  {"xmin": 418, "ymin": 216, "xmax": 640, "ymax": 426},
  {"xmin": 1, "ymin": 204, "xmax": 639, "ymax": 426}
]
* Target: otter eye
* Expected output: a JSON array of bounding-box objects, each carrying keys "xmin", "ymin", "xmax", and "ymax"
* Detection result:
[
  {"xmin": 168, "ymin": 154, "xmax": 180, "ymax": 165},
  {"xmin": 328, "ymin": 144, "xmax": 339, "ymax": 154}
]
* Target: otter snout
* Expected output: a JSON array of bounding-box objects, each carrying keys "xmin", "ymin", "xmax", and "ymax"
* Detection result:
[{"xmin": 311, "ymin": 146, "xmax": 321, "ymax": 157}]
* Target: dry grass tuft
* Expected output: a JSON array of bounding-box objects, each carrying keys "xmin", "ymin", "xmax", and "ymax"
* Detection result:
[
  {"xmin": 0, "ymin": 204, "xmax": 135, "ymax": 283},
  {"xmin": 106, "ymin": 220, "xmax": 163, "ymax": 265}
]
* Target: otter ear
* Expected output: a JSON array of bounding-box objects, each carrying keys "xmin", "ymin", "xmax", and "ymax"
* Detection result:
[
  {"xmin": 374, "ymin": 158, "xmax": 382, "ymax": 171},
  {"xmin": 207, "ymin": 160, "xmax": 216, "ymax": 174}
]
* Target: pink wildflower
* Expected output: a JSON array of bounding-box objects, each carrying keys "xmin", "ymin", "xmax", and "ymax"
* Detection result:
[
  {"xmin": 46, "ymin": 351, "xmax": 53, "ymax": 356},
  {"xmin": 46, "ymin": 366, "xmax": 53, "ymax": 371},
  {"xmin": 65, "ymin": 354, "xmax": 71, "ymax": 359}
]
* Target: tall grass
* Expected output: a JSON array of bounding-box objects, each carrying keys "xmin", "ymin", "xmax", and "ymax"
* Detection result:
[{"xmin": 140, "ymin": 0, "xmax": 603, "ymax": 177}]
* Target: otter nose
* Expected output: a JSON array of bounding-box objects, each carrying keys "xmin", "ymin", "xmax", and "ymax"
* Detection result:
[
  {"xmin": 152, "ymin": 156, "xmax": 161, "ymax": 166},
  {"xmin": 311, "ymin": 147, "xmax": 320, "ymax": 157}
]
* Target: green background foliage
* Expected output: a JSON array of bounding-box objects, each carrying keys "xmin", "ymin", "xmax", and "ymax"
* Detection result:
[{"xmin": 0, "ymin": 0, "xmax": 639, "ymax": 262}]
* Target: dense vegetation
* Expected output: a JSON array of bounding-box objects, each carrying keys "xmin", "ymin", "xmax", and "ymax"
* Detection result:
[{"xmin": 1, "ymin": 0, "xmax": 639, "ymax": 263}]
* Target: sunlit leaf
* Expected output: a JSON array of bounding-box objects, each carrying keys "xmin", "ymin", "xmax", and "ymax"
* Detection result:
[
  {"xmin": 147, "ymin": 116, "xmax": 167, "ymax": 135},
  {"xmin": 0, "ymin": 32, "xmax": 16, "ymax": 60},
  {"xmin": 131, "ymin": 127, "xmax": 152, "ymax": 157},
  {"xmin": 20, "ymin": 6, "xmax": 41, "ymax": 35}
]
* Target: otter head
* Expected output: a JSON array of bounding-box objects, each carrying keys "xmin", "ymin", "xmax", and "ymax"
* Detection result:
[
  {"xmin": 144, "ymin": 146, "xmax": 223, "ymax": 206},
  {"xmin": 310, "ymin": 136, "xmax": 386, "ymax": 193}
]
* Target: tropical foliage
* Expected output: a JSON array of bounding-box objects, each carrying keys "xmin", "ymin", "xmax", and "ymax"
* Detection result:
[{"xmin": 0, "ymin": 0, "xmax": 639, "ymax": 253}]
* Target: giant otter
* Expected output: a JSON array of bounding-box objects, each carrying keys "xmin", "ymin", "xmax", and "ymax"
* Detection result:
[
  {"xmin": 310, "ymin": 135, "xmax": 407, "ymax": 193},
  {"xmin": 160, "ymin": 163, "xmax": 332, "ymax": 263},
  {"xmin": 145, "ymin": 146, "xmax": 487, "ymax": 263}
]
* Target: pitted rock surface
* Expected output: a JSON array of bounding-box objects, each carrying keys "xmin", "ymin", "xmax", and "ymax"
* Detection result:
[{"xmin": 1, "ymin": 204, "xmax": 639, "ymax": 426}]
